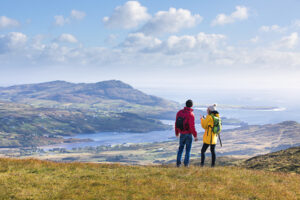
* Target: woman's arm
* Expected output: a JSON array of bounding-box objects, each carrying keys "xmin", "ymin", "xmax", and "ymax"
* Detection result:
[{"xmin": 201, "ymin": 115, "xmax": 213, "ymax": 129}]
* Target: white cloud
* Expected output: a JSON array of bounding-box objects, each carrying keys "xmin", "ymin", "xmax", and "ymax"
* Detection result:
[
  {"xmin": 140, "ymin": 8, "xmax": 202, "ymax": 35},
  {"xmin": 0, "ymin": 16, "xmax": 20, "ymax": 29},
  {"xmin": 105, "ymin": 34, "xmax": 118, "ymax": 45},
  {"xmin": 103, "ymin": 1, "xmax": 150, "ymax": 29},
  {"xmin": 121, "ymin": 32, "xmax": 225, "ymax": 54},
  {"xmin": 54, "ymin": 10, "xmax": 85, "ymax": 26},
  {"xmin": 162, "ymin": 32, "xmax": 226, "ymax": 54},
  {"xmin": 292, "ymin": 19, "xmax": 300, "ymax": 28},
  {"xmin": 196, "ymin": 32, "xmax": 226, "ymax": 49},
  {"xmin": 0, "ymin": 32, "xmax": 27, "ymax": 53},
  {"xmin": 274, "ymin": 32, "xmax": 299, "ymax": 49},
  {"xmin": 31, "ymin": 34, "xmax": 46, "ymax": 50},
  {"xmin": 165, "ymin": 35, "xmax": 197, "ymax": 52},
  {"xmin": 1, "ymin": 30, "xmax": 300, "ymax": 83},
  {"xmin": 56, "ymin": 34, "xmax": 78, "ymax": 43},
  {"xmin": 250, "ymin": 36, "xmax": 259, "ymax": 43},
  {"xmin": 54, "ymin": 15, "xmax": 69, "ymax": 26},
  {"xmin": 122, "ymin": 33, "xmax": 162, "ymax": 51},
  {"xmin": 260, "ymin": 25, "xmax": 286, "ymax": 33},
  {"xmin": 211, "ymin": 6, "xmax": 248, "ymax": 26},
  {"xmin": 70, "ymin": 10, "xmax": 86, "ymax": 20}
]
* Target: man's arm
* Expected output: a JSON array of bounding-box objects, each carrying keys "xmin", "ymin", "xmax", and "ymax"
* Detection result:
[
  {"xmin": 189, "ymin": 113, "xmax": 197, "ymax": 138},
  {"xmin": 175, "ymin": 112, "xmax": 179, "ymax": 137}
]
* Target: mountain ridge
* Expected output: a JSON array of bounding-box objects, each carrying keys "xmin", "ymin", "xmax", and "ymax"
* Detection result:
[{"xmin": 0, "ymin": 80, "xmax": 175, "ymax": 107}]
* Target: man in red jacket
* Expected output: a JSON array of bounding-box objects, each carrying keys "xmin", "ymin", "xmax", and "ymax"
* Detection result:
[{"xmin": 175, "ymin": 99, "xmax": 198, "ymax": 167}]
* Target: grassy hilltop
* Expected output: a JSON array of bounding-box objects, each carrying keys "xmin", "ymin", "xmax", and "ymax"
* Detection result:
[
  {"xmin": 240, "ymin": 146, "xmax": 300, "ymax": 173},
  {"xmin": 0, "ymin": 158, "xmax": 299, "ymax": 200}
]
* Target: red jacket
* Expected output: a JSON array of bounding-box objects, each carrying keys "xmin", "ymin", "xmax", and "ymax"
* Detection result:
[{"xmin": 175, "ymin": 107, "xmax": 197, "ymax": 138}]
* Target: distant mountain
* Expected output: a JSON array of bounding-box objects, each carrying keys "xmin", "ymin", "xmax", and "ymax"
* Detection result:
[
  {"xmin": 240, "ymin": 146, "xmax": 300, "ymax": 173},
  {"xmin": 0, "ymin": 80, "xmax": 175, "ymax": 107}
]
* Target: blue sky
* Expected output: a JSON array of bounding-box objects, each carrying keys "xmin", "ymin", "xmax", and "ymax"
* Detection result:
[{"xmin": 1, "ymin": 0, "xmax": 300, "ymax": 90}]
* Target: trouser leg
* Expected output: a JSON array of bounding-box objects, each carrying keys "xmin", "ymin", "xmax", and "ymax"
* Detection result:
[
  {"xmin": 176, "ymin": 135, "xmax": 186, "ymax": 166},
  {"xmin": 210, "ymin": 144, "xmax": 216, "ymax": 167},
  {"xmin": 184, "ymin": 134, "xmax": 193, "ymax": 166},
  {"xmin": 201, "ymin": 143, "xmax": 209, "ymax": 166}
]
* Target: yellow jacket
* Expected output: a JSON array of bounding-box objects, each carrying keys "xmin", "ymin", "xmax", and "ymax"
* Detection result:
[{"xmin": 201, "ymin": 113, "xmax": 220, "ymax": 145}]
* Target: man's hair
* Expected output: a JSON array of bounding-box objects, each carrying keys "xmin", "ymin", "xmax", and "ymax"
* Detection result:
[{"xmin": 186, "ymin": 99, "xmax": 193, "ymax": 108}]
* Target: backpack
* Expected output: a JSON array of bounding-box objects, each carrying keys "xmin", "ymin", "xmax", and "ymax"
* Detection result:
[
  {"xmin": 210, "ymin": 114, "xmax": 222, "ymax": 135},
  {"xmin": 176, "ymin": 111, "xmax": 189, "ymax": 131}
]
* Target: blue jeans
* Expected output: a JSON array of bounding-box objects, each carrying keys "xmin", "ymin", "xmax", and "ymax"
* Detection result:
[{"xmin": 176, "ymin": 134, "xmax": 193, "ymax": 166}]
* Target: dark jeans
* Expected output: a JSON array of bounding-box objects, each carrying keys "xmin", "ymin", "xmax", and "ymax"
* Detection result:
[
  {"xmin": 201, "ymin": 143, "xmax": 216, "ymax": 167},
  {"xmin": 176, "ymin": 134, "xmax": 193, "ymax": 167}
]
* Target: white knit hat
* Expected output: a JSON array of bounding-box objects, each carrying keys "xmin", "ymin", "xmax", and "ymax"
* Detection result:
[{"xmin": 208, "ymin": 104, "xmax": 217, "ymax": 112}]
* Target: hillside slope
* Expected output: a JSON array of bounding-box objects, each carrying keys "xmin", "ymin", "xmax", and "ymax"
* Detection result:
[
  {"xmin": 0, "ymin": 80, "xmax": 179, "ymax": 147},
  {"xmin": 240, "ymin": 146, "xmax": 300, "ymax": 173},
  {"xmin": 0, "ymin": 101, "xmax": 169, "ymax": 148},
  {"xmin": 0, "ymin": 158, "xmax": 299, "ymax": 200}
]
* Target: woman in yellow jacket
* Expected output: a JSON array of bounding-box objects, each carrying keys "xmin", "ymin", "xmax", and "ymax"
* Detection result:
[{"xmin": 200, "ymin": 104, "xmax": 219, "ymax": 167}]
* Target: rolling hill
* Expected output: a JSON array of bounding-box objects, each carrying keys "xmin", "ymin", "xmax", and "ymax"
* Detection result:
[{"xmin": 0, "ymin": 80, "xmax": 180, "ymax": 148}]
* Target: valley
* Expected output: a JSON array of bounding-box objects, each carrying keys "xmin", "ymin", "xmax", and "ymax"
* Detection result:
[{"xmin": 2, "ymin": 121, "xmax": 299, "ymax": 166}]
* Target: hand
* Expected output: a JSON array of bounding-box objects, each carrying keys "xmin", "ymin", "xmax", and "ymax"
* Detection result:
[
  {"xmin": 176, "ymin": 135, "xmax": 179, "ymax": 138},
  {"xmin": 194, "ymin": 137, "xmax": 198, "ymax": 142}
]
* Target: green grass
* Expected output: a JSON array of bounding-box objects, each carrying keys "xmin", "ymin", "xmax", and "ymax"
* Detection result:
[{"xmin": 0, "ymin": 158, "xmax": 299, "ymax": 200}]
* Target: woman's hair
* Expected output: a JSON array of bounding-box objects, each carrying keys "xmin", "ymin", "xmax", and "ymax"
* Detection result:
[{"xmin": 207, "ymin": 108, "xmax": 211, "ymax": 115}]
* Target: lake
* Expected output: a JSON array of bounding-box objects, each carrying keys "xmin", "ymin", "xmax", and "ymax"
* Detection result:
[{"xmin": 40, "ymin": 122, "xmax": 239, "ymax": 150}]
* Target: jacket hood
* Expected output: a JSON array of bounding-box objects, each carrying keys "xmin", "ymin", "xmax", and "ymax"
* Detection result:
[
  {"xmin": 211, "ymin": 111, "xmax": 220, "ymax": 117},
  {"xmin": 211, "ymin": 110, "xmax": 219, "ymax": 115}
]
